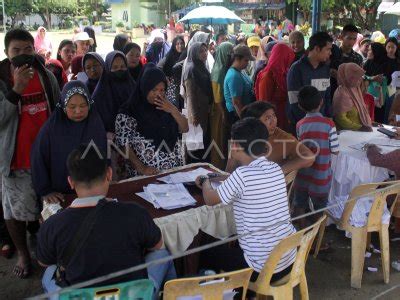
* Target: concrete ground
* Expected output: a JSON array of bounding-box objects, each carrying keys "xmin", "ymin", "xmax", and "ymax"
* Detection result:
[{"xmin": 0, "ymin": 225, "xmax": 399, "ymax": 299}]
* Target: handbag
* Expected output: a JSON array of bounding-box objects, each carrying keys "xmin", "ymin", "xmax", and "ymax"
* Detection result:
[{"xmin": 54, "ymin": 199, "xmax": 107, "ymax": 287}]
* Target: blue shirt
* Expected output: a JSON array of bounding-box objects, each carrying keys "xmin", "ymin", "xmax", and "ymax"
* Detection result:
[{"xmin": 224, "ymin": 67, "xmax": 255, "ymax": 113}]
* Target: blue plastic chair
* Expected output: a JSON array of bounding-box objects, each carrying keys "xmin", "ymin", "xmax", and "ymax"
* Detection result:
[{"xmin": 59, "ymin": 278, "xmax": 154, "ymax": 300}]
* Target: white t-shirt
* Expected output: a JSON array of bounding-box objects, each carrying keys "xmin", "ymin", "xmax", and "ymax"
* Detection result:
[{"xmin": 217, "ymin": 156, "xmax": 296, "ymax": 273}]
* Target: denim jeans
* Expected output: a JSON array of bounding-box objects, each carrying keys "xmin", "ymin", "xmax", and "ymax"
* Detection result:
[{"xmin": 42, "ymin": 249, "xmax": 177, "ymax": 300}]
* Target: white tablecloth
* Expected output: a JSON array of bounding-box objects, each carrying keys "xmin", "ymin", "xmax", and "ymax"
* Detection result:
[{"xmin": 327, "ymin": 129, "xmax": 391, "ymax": 227}]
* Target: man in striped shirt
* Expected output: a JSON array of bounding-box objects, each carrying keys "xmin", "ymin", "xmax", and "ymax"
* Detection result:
[
  {"xmin": 294, "ymin": 86, "xmax": 339, "ymax": 226},
  {"xmin": 196, "ymin": 117, "xmax": 296, "ymax": 282}
]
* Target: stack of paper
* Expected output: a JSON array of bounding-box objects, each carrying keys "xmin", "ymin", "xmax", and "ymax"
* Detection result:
[
  {"xmin": 136, "ymin": 183, "xmax": 197, "ymax": 210},
  {"xmin": 158, "ymin": 168, "xmax": 211, "ymax": 184}
]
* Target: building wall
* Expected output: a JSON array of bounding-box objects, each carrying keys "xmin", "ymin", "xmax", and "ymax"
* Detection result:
[{"xmin": 111, "ymin": 0, "xmax": 163, "ymax": 29}]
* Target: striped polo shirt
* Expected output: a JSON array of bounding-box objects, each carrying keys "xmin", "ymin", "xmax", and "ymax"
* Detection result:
[
  {"xmin": 217, "ymin": 156, "xmax": 296, "ymax": 273},
  {"xmin": 295, "ymin": 112, "xmax": 339, "ymax": 197}
]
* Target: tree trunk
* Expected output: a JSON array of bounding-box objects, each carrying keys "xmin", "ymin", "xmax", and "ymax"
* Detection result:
[{"xmin": 38, "ymin": 13, "xmax": 48, "ymax": 28}]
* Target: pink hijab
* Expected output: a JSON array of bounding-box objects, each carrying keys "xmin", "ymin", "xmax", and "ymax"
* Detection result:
[
  {"xmin": 332, "ymin": 63, "xmax": 372, "ymax": 127},
  {"xmin": 34, "ymin": 26, "xmax": 52, "ymax": 53}
]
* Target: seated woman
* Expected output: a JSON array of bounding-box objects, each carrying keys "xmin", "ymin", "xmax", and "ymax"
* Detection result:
[
  {"xmin": 116, "ymin": 64, "xmax": 188, "ymax": 177},
  {"xmin": 225, "ymin": 101, "xmax": 315, "ymax": 175},
  {"xmin": 82, "ymin": 52, "xmax": 105, "ymax": 96},
  {"xmin": 31, "ymin": 81, "xmax": 107, "ymax": 203},
  {"xmin": 388, "ymin": 92, "xmax": 400, "ymax": 126},
  {"xmin": 92, "ymin": 51, "xmax": 135, "ymax": 135},
  {"xmin": 332, "ymin": 63, "xmax": 373, "ymax": 132}
]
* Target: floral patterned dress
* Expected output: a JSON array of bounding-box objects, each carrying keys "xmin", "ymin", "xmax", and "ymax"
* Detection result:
[{"xmin": 115, "ymin": 113, "xmax": 184, "ymax": 178}]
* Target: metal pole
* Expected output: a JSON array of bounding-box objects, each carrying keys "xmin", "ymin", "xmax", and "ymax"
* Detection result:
[
  {"xmin": 312, "ymin": 0, "xmax": 321, "ymax": 34},
  {"xmin": 2, "ymin": 0, "xmax": 6, "ymax": 32}
]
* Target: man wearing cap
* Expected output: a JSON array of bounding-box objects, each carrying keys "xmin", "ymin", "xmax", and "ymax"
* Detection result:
[
  {"xmin": 246, "ymin": 35, "xmax": 260, "ymax": 78},
  {"xmin": 73, "ymin": 32, "xmax": 94, "ymax": 56},
  {"xmin": 224, "ymin": 44, "xmax": 256, "ymax": 125}
]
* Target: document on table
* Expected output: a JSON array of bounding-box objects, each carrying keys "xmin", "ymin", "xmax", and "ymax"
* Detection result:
[
  {"xmin": 348, "ymin": 136, "xmax": 400, "ymax": 154},
  {"xmin": 158, "ymin": 167, "xmax": 211, "ymax": 184},
  {"xmin": 136, "ymin": 183, "xmax": 197, "ymax": 210}
]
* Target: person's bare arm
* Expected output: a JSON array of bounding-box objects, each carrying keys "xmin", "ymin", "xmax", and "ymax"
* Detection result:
[
  {"xmin": 281, "ymin": 143, "xmax": 315, "ymax": 174},
  {"xmin": 154, "ymin": 94, "xmax": 188, "ymax": 133},
  {"xmin": 195, "ymin": 178, "xmax": 221, "ymax": 206},
  {"xmin": 232, "ymin": 96, "xmax": 244, "ymax": 116}
]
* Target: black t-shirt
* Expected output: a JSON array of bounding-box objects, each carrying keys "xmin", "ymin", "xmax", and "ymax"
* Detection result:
[{"xmin": 37, "ymin": 199, "xmax": 161, "ymax": 286}]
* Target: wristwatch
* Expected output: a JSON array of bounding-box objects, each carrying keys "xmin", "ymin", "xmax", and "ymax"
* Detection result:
[{"xmin": 199, "ymin": 175, "xmax": 209, "ymax": 186}]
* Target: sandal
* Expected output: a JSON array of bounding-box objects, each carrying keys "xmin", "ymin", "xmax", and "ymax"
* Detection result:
[
  {"xmin": 1, "ymin": 244, "xmax": 15, "ymax": 259},
  {"xmin": 13, "ymin": 262, "xmax": 31, "ymax": 279}
]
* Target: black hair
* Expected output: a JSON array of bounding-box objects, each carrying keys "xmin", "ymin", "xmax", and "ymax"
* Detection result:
[
  {"xmin": 308, "ymin": 31, "xmax": 333, "ymax": 51},
  {"xmin": 57, "ymin": 39, "xmax": 75, "ymax": 61},
  {"xmin": 216, "ymin": 32, "xmax": 226, "ymax": 42},
  {"xmin": 298, "ymin": 85, "xmax": 322, "ymax": 112},
  {"xmin": 4, "ymin": 29, "xmax": 34, "ymax": 52},
  {"xmin": 67, "ymin": 144, "xmax": 108, "ymax": 187},
  {"xmin": 231, "ymin": 117, "xmax": 269, "ymax": 156},
  {"xmin": 241, "ymin": 102, "xmax": 276, "ymax": 119},
  {"xmin": 342, "ymin": 24, "xmax": 359, "ymax": 35}
]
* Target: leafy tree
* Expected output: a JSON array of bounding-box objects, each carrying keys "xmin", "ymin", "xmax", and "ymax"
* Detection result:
[
  {"xmin": 31, "ymin": 0, "xmax": 79, "ymax": 29},
  {"xmin": 287, "ymin": 0, "xmax": 380, "ymax": 30},
  {"xmin": 4, "ymin": 0, "xmax": 33, "ymax": 27}
]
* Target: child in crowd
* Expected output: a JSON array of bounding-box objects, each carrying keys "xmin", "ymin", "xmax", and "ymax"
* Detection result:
[{"xmin": 294, "ymin": 86, "xmax": 339, "ymax": 228}]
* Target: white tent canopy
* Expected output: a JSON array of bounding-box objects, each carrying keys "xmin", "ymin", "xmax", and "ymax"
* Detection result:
[
  {"xmin": 385, "ymin": 2, "xmax": 400, "ymax": 15},
  {"xmin": 378, "ymin": 0, "xmax": 395, "ymax": 13}
]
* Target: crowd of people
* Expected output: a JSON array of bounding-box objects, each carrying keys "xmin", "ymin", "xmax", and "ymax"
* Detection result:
[{"xmin": 0, "ymin": 21, "xmax": 400, "ymax": 298}]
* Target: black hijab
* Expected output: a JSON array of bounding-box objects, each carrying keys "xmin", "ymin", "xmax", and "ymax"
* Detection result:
[
  {"xmin": 119, "ymin": 64, "xmax": 179, "ymax": 149},
  {"xmin": 82, "ymin": 52, "xmax": 105, "ymax": 95},
  {"xmin": 113, "ymin": 34, "xmax": 130, "ymax": 51},
  {"xmin": 182, "ymin": 42, "xmax": 213, "ymax": 100},
  {"xmin": 92, "ymin": 51, "xmax": 135, "ymax": 132},
  {"xmin": 31, "ymin": 81, "xmax": 107, "ymax": 196},
  {"xmin": 163, "ymin": 36, "xmax": 185, "ymax": 77},
  {"xmin": 123, "ymin": 42, "xmax": 143, "ymax": 81},
  {"xmin": 84, "ymin": 27, "xmax": 97, "ymax": 52}
]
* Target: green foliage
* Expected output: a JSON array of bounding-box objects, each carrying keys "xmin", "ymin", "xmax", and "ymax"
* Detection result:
[
  {"xmin": 116, "ymin": 21, "xmax": 125, "ymax": 28},
  {"xmin": 287, "ymin": 0, "xmax": 380, "ymax": 29}
]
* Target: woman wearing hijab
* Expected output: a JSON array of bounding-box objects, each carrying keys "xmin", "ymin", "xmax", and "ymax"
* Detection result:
[
  {"xmin": 255, "ymin": 43, "xmax": 295, "ymax": 130},
  {"xmin": 34, "ymin": 26, "xmax": 52, "ymax": 59},
  {"xmin": 82, "ymin": 52, "xmax": 105, "ymax": 95},
  {"xmin": 31, "ymin": 81, "xmax": 107, "ymax": 203},
  {"xmin": 333, "ymin": 63, "xmax": 372, "ymax": 131},
  {"xmin": 183, "ymin": 42, "xmax": 214, "ymax": 162},
  {"xmin": 364, "ymin": 42, "xmax": 391, "ymax": 123},
  {"xmin": 210, "ymin": 42, "xmax": 233, "ymax": 169},
  {"xmin": 45, "ymin": 59, "xmax": 68, "ymax": 90},
  {"xmin": 186, "ymin": 31, "xmax": 214, "ymax": 71},
  {"xmin": 84, "ymin": 26, "xmax": 97, "ymax": 52},
  {"xmin": 123, "ymin": 42, "xmax": 146, "ymax": 81},
  {"xmin": 113, "ymin": 33, "xmax": 131, "ymax": 52},
  {"xmin": 158, "ymin": 36, "xmax": 185, "ymax": 107},
  {"xmin": 92, "ymin": 51, "xmax": 135, "ymax": 134},
  {"xmin": 116, "ymin": 64, "xmax": 188, "ymax": 177},
  {"xmin": 146, "ymin": 29, "xmax": 171, "ymax": 64}
]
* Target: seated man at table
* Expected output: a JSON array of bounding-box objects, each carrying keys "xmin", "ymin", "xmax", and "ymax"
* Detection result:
[
  {"xmin": 36, "ymin": 145, "xmax": 176, "ymax": 299},
  {"xmin": 196, "ymin": 117, "xmax": 296, "ymax": 281},
  {"xmin": 293, "ymin": 86, "xmax": 339, "ymax": 228}
]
